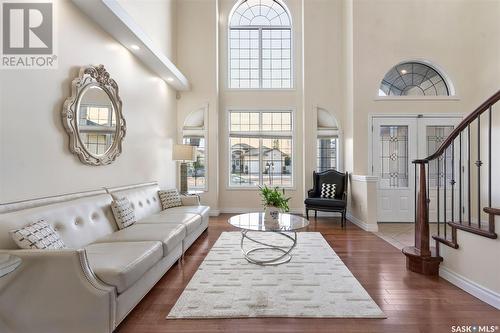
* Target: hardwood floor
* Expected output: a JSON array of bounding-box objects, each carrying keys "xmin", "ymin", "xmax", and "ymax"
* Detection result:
[{"xmin": 116, "ymin": 214, "xmax": 500, "ymax": 333}]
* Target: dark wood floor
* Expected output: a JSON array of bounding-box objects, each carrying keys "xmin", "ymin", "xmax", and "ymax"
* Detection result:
[{"xmin": 116, "ymin": 214, "xmax": 500, "ymax": 333}]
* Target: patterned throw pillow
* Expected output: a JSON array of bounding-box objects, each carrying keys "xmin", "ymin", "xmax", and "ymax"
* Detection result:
[
  {"xmin": 320, "ymin": 183, "xmax": 336, "ymax": 199},
  {"xmin": 10, "ymin": 220, "xmax": 66, "ymax": 249},
  {"xmin": 158, "ymin": 189, "xmax": 182, "ymax": 210},
  {"xmin": 111, "ymin": 197, "xmax": 136, "ymax": 229}
]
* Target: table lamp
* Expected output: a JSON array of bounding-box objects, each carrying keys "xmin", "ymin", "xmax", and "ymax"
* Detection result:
[{"xmin": 172, "ymin": 144, "xmax": 196, "ymax": 194}]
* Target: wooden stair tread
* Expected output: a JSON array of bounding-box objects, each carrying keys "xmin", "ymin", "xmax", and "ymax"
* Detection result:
[
  {"xmin": 432, "ymin": 235, "xmax": 459, "ymax": 249},
  {"xmin": 402, "ymin": 246, "xmax": 441, "ymax": 259},
  {"xmin": 447, "ymin": 222, "xmax": 497, "ymax": 239},
  {"xmin": 484, "ymin": 207, "xmax": 500, "ymax": 215}
]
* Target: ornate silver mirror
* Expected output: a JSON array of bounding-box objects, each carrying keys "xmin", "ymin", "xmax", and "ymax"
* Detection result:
[{"xmin": 62, "ymin": 65, "xmax": 126, "ymax": 165}]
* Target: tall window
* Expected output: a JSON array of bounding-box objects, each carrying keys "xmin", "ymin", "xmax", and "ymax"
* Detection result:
[
  {"xmin": 229, "ymin": 0, "xmax": 292, "ymax": 89},
  {"xmin": 229, "ymin": 110, "xmax": 293, "ymax": 187},
  {"xmin": 317, "ymin": 137, "xmax": 338, "ymax": 172},
  {"xmin": 183, "ymin": 108, "xmax": 207, "ymax": 191},
  {"xmin": 379, "ymin": 61, "xmax": 450, "ymax": 96},
  {"xmin": 316, "ymin": 108, "xmax": 340, "ymax": 172},
  {"xmin": 183, "ymin": 136, "xmax": 206, "ymax": 190}
]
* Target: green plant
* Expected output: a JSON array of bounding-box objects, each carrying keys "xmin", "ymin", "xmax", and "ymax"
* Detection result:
[{"xmin": 258, "ymin": 185, "xmax": 291, "ymax": 212}]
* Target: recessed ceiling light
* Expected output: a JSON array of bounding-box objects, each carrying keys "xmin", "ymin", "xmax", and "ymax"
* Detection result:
[
  {"xmin": 167, "ymin": 77, "xmax": 174, "ymax": 82},
  {"xmin": 130, "ymin": 44, "xmax": 140, "ymax": 50},
  {"xmin": 401, "ymin": 69, "xmax": 407, "ymax": 74}
]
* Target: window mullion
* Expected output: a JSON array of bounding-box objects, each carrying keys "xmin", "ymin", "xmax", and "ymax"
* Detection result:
[
  {"xmin": 259, "ymin": 112, "xmax": 263, "ymax": 184},
  {"xmin": 259, "ymin": 137, "xmax": 263, "ymax": 185},
  {"xmin": 259, "ymin": 27, "xmax": 263, "ymax": 89}
]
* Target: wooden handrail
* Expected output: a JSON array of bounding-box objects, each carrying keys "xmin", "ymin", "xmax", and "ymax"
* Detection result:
[
  {"xmin": 404, "ymin": 90, "xmax": 500, "ymax": 275},
  {"xmin": 418, "ymin": 90, "xmax": 500, "ymax": 162}
]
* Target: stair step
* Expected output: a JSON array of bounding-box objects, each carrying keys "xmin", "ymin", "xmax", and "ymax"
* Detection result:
[
  {"xmin": 432, "ymin": 235, "xmax": 459, "ymax": 249},
  {"xmin": 448, "ymin": 222, "xmax": 497, "ymax": 239},
  {"xmin": 484, "ymin": 207, "xmax": 500, "ymax": 215}
]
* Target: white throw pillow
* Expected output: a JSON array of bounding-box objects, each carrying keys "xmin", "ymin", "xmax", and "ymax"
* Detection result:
[
  {"xmin": 111, "ymin": 197, "xmax": 136, "ymax": 229},
  {"xmin": 158, "ymin": 189, "xmax": 182, "ymax": 210},
  {"xmin": 320, "ymin": 183, "xmax": 336, "ymax": 199},
  {"xmin": 10, "ymin": 220, "xmax": 66, "ymax": 249}
]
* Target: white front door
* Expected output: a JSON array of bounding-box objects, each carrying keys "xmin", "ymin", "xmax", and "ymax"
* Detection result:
[
  {"xmin": 372, "ymin": 116, "xmax": 462, "ymax": 223},
  {"xmin": 417, "ymin": 117, "xmax": 462, "ymax": 223},
  {"xmin": 373, "ymin": 118, "xmax": 417, "ymax": 222}
]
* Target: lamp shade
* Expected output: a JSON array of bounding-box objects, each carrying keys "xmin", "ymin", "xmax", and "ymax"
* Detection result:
[{"xmin": 172, "ymin": 144, "xmax": 195, "ymax": 161}]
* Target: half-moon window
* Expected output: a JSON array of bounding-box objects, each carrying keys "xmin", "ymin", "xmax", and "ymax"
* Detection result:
[
  {"xmin": 379, "ymin": 62, "xmax": 450, "ymax": 96},
  {"xmin": 230, "ymin": 0, "xmax": 291, "ymax": 27}
]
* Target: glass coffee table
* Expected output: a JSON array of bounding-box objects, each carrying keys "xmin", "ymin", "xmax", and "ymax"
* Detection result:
[{"xmin": 228, "ymin": 212, "xmax": 309, "ymax": 266}]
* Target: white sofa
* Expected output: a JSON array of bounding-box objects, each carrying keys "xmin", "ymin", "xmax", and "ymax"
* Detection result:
[{"xmin": 0, "ymin": 182, "xmax": 209, "ymax": 333}]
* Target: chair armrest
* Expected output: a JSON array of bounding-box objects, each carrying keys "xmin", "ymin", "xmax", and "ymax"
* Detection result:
[
  {"xmin": 342, "ymin": 190, "xmax": 347, "ymax": 201},
  {"xmin": 307, "ymin": 189, "xmax": 315, "ymax": 198},
  {"xmin": 181, "ymin": 195, "xmax": 200, "ymax": 206},
  {"xmin": 0, "ymin": 249, "xmax": 115, "ymax": 333}
]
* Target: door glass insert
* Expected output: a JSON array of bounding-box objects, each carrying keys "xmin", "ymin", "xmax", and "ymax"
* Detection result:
[
  {"xmin": 380, "ymin": 125, "xmax": 409, "ymax": 187},
  {"xmin": 427, "ymin": 126, "xmax": 454, "ymax": 187}
]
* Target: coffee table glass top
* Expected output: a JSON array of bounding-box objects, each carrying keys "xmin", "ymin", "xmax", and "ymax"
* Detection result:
[{"xmin": 228, "ymin": 212, "xmax": 309, "ymax": 232}]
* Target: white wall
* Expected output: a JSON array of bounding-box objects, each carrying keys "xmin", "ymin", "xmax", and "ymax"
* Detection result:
[
  {"xmin": 303, "ymin": 0, "xmax": 345, "ymax": 192},
  {"xmin": 351, "ymin": 0, "xmax": 500, "ymax": 175},
  {"xmin": 176, "ymin": 0, "xmax": 219, "ymax": 211},
  {"xmin": 117, "ymin": 0, "xmax": 177, "ymax": 60},
  {"xmin": 0, "ymin": 0, "xmax": 178, "ymax": 202},
  {"xmin": 440, "ymin": 220, "xmax": 500, "ymax": 307}
]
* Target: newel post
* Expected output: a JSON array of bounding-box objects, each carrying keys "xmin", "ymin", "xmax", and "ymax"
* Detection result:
[{"xmin": 402, "ymin": 160, "xmax": 442, "ymax": 275}]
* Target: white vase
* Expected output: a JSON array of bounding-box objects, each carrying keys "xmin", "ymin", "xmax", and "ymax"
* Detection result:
[{"xmin": 264, "ymin": 205, "xmax": 280, "ymax": 222}]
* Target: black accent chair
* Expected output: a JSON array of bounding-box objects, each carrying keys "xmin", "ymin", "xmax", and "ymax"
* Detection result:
[{"xmin": 304, "ymin": 170, "xmax": 348, "ymax": 227}]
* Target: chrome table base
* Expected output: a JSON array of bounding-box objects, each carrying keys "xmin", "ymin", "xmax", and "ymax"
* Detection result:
[{"xmin": 240, "ymin": 230, "xmax": 297, "ymax": 266}]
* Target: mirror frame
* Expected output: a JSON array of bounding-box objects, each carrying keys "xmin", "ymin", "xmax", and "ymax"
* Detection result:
[{"xmin": 62, "ymin": 65, "xmax": 126, "ymax": 166}]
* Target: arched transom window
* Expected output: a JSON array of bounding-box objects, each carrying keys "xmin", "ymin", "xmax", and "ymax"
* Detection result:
[
  {"xmin": 379, "ymin": 62, "xmax": 450, "ymax": 96},
  {"xmin": 229, "ymin": 0, "xmax": 292, "ymax": 89}
]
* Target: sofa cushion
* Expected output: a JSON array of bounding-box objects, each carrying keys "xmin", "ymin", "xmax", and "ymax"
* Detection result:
[
  {"xmin": 10, "ymin": 219, "xmax": 66, "ymax": 249},
  {"xmin": 304, "ymin": 197, "xmax": 347, "ymax": 208},
  {"xmin": 166, "ymin": 205, "xmax": 210, "ymax": 218},
  {"xmin": 93, "ymin": 224, "xmax": 185, "ymax": 256},
  {"xmin": 137, "ymin": 211, "xmax": 201, "ymax": 234},
  {"xmin": 109, "ymin": 185, "xmax": 162, "ymax": 221},
  {"xmin": 0, "ymin": 194, "xmax": 117, "ymax": 249},
  {"xmin": 158, "ymin": 189, "xmax": 182, "ymax": 209},
  {"xmin": 110, "ymin": 198, "xmax": 136, "ymax": 229},
  {"xmin": 85, "ymin": 241, "xmax": 162, "ymax": 293}
]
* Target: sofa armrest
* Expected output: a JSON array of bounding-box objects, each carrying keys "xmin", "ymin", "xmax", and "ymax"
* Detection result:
[
  {"xmin": 307, "ymin": 189, "xmax": 315, "ymax": 198},
  {"xmin": 0, "ymin": 249, "xmax": 116, "ymax": 333},
  {"xmin": 181, "ymin": 195, "xmax": 200, "ymax": 206}
]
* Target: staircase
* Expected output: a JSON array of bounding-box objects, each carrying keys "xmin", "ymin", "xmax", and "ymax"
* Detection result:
[{"xmin": 402, "ymin": 90, "xmax": 500, "ymax": 275}]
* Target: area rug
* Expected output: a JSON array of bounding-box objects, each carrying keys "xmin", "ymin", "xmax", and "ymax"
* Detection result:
[{"xmin": 167, "ymin": 232, "xmax": 386, "ymax": 319}]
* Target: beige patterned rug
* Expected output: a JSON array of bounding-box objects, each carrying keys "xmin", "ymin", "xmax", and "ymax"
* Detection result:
[{"xmin": 167, "ymin": 232, "xmax": 385, "ymax": 319}]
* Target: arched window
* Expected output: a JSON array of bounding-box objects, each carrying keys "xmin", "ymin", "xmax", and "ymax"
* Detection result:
[
  {"xmin": 182, "ymin": 107, "xmax": 207, "ymax": 191},
  {"xmin": 379, "ymin": 61, "xmax": 451, "ymax": 96},
  {"xmin": 229, "ymin": 0, "xmax": 292, "ymax": 89},
  {"xmin": 316, "ymin": 108, "xmax": 340, "ymax": 172}
]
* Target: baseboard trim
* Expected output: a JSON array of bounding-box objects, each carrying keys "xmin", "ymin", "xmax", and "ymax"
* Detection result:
[
  {"xmin": 209, "ymin": 209, "xmax": 220, "ymax": 216},
  {"xmin": 439, "ymin": 266, "xmax": 500, "ymax": 310},
  {"xmin": 347, "ymin": 213, "xmax": 379, "ymax": 232}
]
